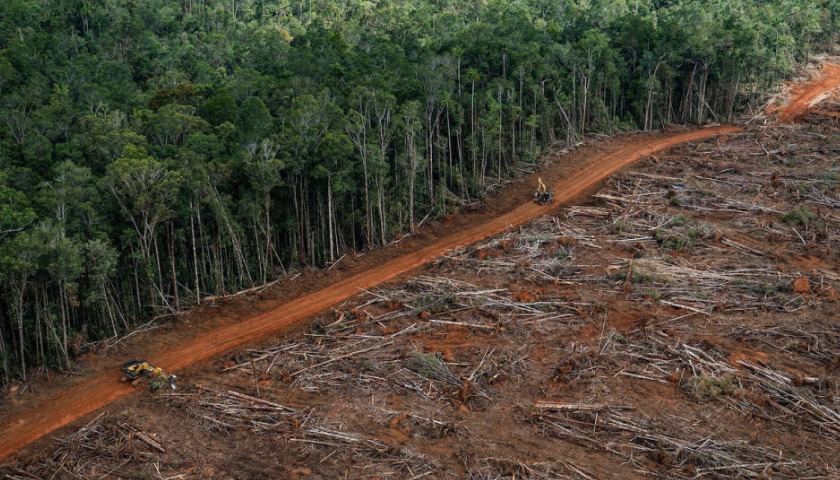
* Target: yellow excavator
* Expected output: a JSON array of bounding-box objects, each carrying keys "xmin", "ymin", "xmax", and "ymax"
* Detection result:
[
  {"xmin": 121, "ymin": 360, "xmax": 177, "ymax": 390},
  {"xmin": 534, "ymin": 177, "xmax": 554, "ymax": 205}
]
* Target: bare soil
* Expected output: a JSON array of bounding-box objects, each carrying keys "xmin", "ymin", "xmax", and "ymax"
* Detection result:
[
  {"xmin": 773, "ymin": 63, "xmax": 840, "ymax": 123},
  {"xmin": 1, "ymin": 65, "xmax": 839, "ymax": 479}
]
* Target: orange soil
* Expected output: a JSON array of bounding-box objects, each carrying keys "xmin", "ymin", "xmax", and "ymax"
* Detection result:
[
  {"xmin": 0, "ymin": 125, "xmax": 741, "ymax": 461},
  {"xmin": 776, "ymin": 63, "xmax": 840, "ymax": 123}
]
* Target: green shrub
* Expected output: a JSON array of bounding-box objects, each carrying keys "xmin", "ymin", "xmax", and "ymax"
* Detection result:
[
  {"xmin": 654, "ymin": 230, "xmax": 694, "ymax": 250},
  {"xmin": 416, "ymin": 292, "xmax": 458, "ymax": 313},
  {"xmin": 404, "ymin": 351, "xmax": 453, "ymax": 382},
  {"xmin": 781, "ymin": 207, "xmax": 817, "ymax": 226},
  {"xmin": 641, "ymin": 288, "xmax": 662, "ymax": 300},
  {"xmin": 610, "ymin": 264, "xmax": 653, "ymax": 283},
  {"xmin": 669, "ymin": 214, "xmax": 693, "ymax": 227},
  {"xmin": 693, "ymin": 374, "xmax": 738, "ymax": 400},
  {"xmin": 609, "ymin": 330, "xmax": 627, "ymax": 344}
]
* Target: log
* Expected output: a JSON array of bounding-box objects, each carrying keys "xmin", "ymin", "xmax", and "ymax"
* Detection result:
[{"xmin": 533, "ymin": 401, "xmax": 634, "ymax": 411}]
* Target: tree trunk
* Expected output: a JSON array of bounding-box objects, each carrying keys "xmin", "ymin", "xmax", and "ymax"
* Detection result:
[
  {"xmin": 102, "ymin": 281, "xmax": 118, "ymax": 337},
  {"xmin": 404, "ymin": 115, "xmax": 419, "ymax": 232},
  {"xmin": 34, "ymin": 286, "xmax": 43, "ymax": 366},
  {"xmin": 264, "ymin": 191, "xmax": 274, "ymax": 280},
  {"xmin": 152, "ymin": 235, "xmax": 170, "ymax": 312},
  {"xmin": 497, "ymin": 84, "xmax": 503, "ymax": 182},
  {"xmin": 377, "ymin": 177, "xmax": 386, "ymax": 245},
  {"xmin": 425, "ymin": 99, "xmax": 437, "ymax": 206},
  {"xmin": 207, "ymin": 180, "xmax": 252, "ymax": 286},
  {"xmin": 190, "ymin": 201, "xmax": 201, "ymax": 304},
  {"xmin": 15, "ymin": 286, "xmax": 26, "ymax": 381},
  {"xmin": 58, "ymin": 280, "xmax": 69, "ymax": 369},
  {"xmin": 327, "ymin": 174, "xmax": 335, "ymax": 262},
  {"xmin": 471, "ymin": 78, "xmax": 476, "ymax": 181},
  {"xmin": 132, "ymin": 245, "xmax": 142, "ymax": 314},
  {"xmin": 644, "ymin": 61, "xmax": 662, "ymax": 131},
  {"xmin": 168, "ymin": 223, "xmax": 180, "ymax": 312}
]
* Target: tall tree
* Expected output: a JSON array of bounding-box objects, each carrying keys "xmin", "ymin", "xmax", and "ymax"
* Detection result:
[{"xmin": 101, "ymin": 145, "xmax": 182, "ymax": 311}]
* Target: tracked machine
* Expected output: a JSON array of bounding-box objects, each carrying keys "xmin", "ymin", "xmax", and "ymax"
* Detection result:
[
  {"xmin": 121, "ymin": 360, "xmax": 177, "ymax": 390},
  {"xmin": 534, "ymin": 177, "xmax": 554, "ymax": 205}
]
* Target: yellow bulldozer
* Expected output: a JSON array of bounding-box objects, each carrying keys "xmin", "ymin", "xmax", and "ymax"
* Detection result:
[{"xmin": 121, "ymin": 360, "xmax": 177, "ymax": 390}]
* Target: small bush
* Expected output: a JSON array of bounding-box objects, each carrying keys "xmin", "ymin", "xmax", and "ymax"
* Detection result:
[
  {"xmin": 641, "ymin": 288, "xmax": 662, "ymax": 300},
  {"xmin": 609, "ymin": 330, "xmax": 627, "ymax": 344},
  {"xmin": 654, "ymin": 230, "xmax": 694, "ymax": 250},
  {"xmin": 416, "ymin": 292, "xmax": 458, "ymax": 313},
  {"xmin": 610, "ymin": 216, "xmax": 630, "ymax": 235},
  {"xmin": 148, "ymin": 374, "xmax": 173, "ymax": 391},
  {"xmin": 669, "ymin": 214, "xmax": 693, "ymax": 227},
  {"xmin": 693, "ymin": 374, "xmax": 738, "ymax": 400},
  {"xmin": 654, "ymin": 215, "xmax": 714, "ymax": 250},
  {"xmin": 670, "ymin": 195, "xmax": 689, "ymax": 207},
  {"xmin": 751, "ymin": 279, "xmax": 791, "ymax": 297},
  {"xmin": 404, "ymin": 351, "xmax": 453, "ymax": 382},
  {"xmin": 781, "ymin": 207, "xmax": 817, "ymax": 226},
  {"xmin": 610, "ymin": 265, "xmax": 653, "ymax": 283}
]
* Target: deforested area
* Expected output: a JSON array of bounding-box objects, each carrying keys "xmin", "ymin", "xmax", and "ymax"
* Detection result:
[{"xmin": 5, "ymin": 94, "xmax": 839, "ymax": 477}]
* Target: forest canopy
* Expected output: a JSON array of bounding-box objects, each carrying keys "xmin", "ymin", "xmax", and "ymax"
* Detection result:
[{"xmin": 0, "ymin": 0, "xmax": 837, "ymax": 381}]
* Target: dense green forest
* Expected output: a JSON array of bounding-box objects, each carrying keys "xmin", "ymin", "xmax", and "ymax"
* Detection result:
[{"xmin": 0, "ymin": 0, "xmax": 837, "ymax": 382}]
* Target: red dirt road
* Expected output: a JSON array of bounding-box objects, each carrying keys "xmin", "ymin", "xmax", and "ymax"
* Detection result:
[
  {"xmin": 776, "ymin": 63, "xmax": 840, "ymax": 123},
  {"xmin": 0, "ymin": 126, "xmax": 741, "ymax": 461}
]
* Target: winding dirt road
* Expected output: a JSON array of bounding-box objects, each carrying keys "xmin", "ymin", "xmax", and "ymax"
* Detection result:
[
  {"xmin": 776, "ymin": 63, "xmax": 840, "ymax": 123},
  {"xmin": 5, "ymin": 59, "xmax": 839, "ymax": 463}
]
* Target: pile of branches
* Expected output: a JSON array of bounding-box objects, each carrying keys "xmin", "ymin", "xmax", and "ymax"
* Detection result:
[
  {"xmin": 440, "ymin": 220, "xmax": 602, "ymax": 284},
  {"xmin": 2, "ymin": 413, "xmax": 168, "ymax": 479},
  {"xmin": 221, "ymin": 275, "xmax": 558, "ymax": 404},
  {"xmin": 729, "ymin": 320, "xmax": 840, "ymax": 364},
  {"xmin": 602, "ymin": 328, "xmax": 840, "ymax": 444},
  {"xmin": 529, "ymin": 404, "xmax": 800, "ymax": 479},
  {"xmin": 461, "ymin": 454, "xmax": 601, "ymax": 480},
  {"xmin": 440, "ymin": 204, "xmax": 831, "ymax": 318},
  {"xmin": 168, "ymin": 386, "xmax": 301, "ymax": 433}
]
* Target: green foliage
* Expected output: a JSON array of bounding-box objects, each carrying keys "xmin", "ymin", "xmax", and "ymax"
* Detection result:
[
  {"xmin": 609, "ymin": 329, "xmax": 628, "ymax": 344},
  {"xmin": 654, "ymin": 230, "xmax": 696, "ymax": 250},
  {"xmin": 654, "ymin": 214, "xmax": 711, "ymax": 250},
  {"xmin": 669, "ymin": 195, "xmax": 688, "ymax": 207},
  {"xmin": 611, "ymin": 263, "xmax": 654, "ymax": 284},
  {"xmin": 147, "ymin": 373, "xmax": 175, "ymax": 391},
  {"xmin": 641, "ymin": 288, "xmax": 662, "ymax": 301},
  {"xmin": 202, "ymin": 94, "xmax": 237, "ymax": 126},
  {"xmin": 668, "ymin": 214, "xmax": 694, "ymax": 228},
  {"xmin": 103, "ymin": 146, "xmax": 182, "ymax": 226},
  {"xmin": 781, "ymin": 207, "xmax": 817, "ymax": 226},
  {"xmin": 751, "ymin": 280, "xmax": 792, "ymax": 298},
  {"xmin": 404, "ymin": 351, "xmax": 453, "ymax": 382},
  {"xmin": 416, "ymin": 292, "xmax": 458, "ymax": 313},
  {"xmin": 0, "ymin": 176, "xmax": 36, "ymax": 239},
  {"xmin": 692, "ymin": 374, "xmax": 739, "ymax": 400}
]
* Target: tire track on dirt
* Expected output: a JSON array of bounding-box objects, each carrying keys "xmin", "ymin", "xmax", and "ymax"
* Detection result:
[{"xmin": 0, "ymin": 125, "xmax": 740, "ymax": 461}]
